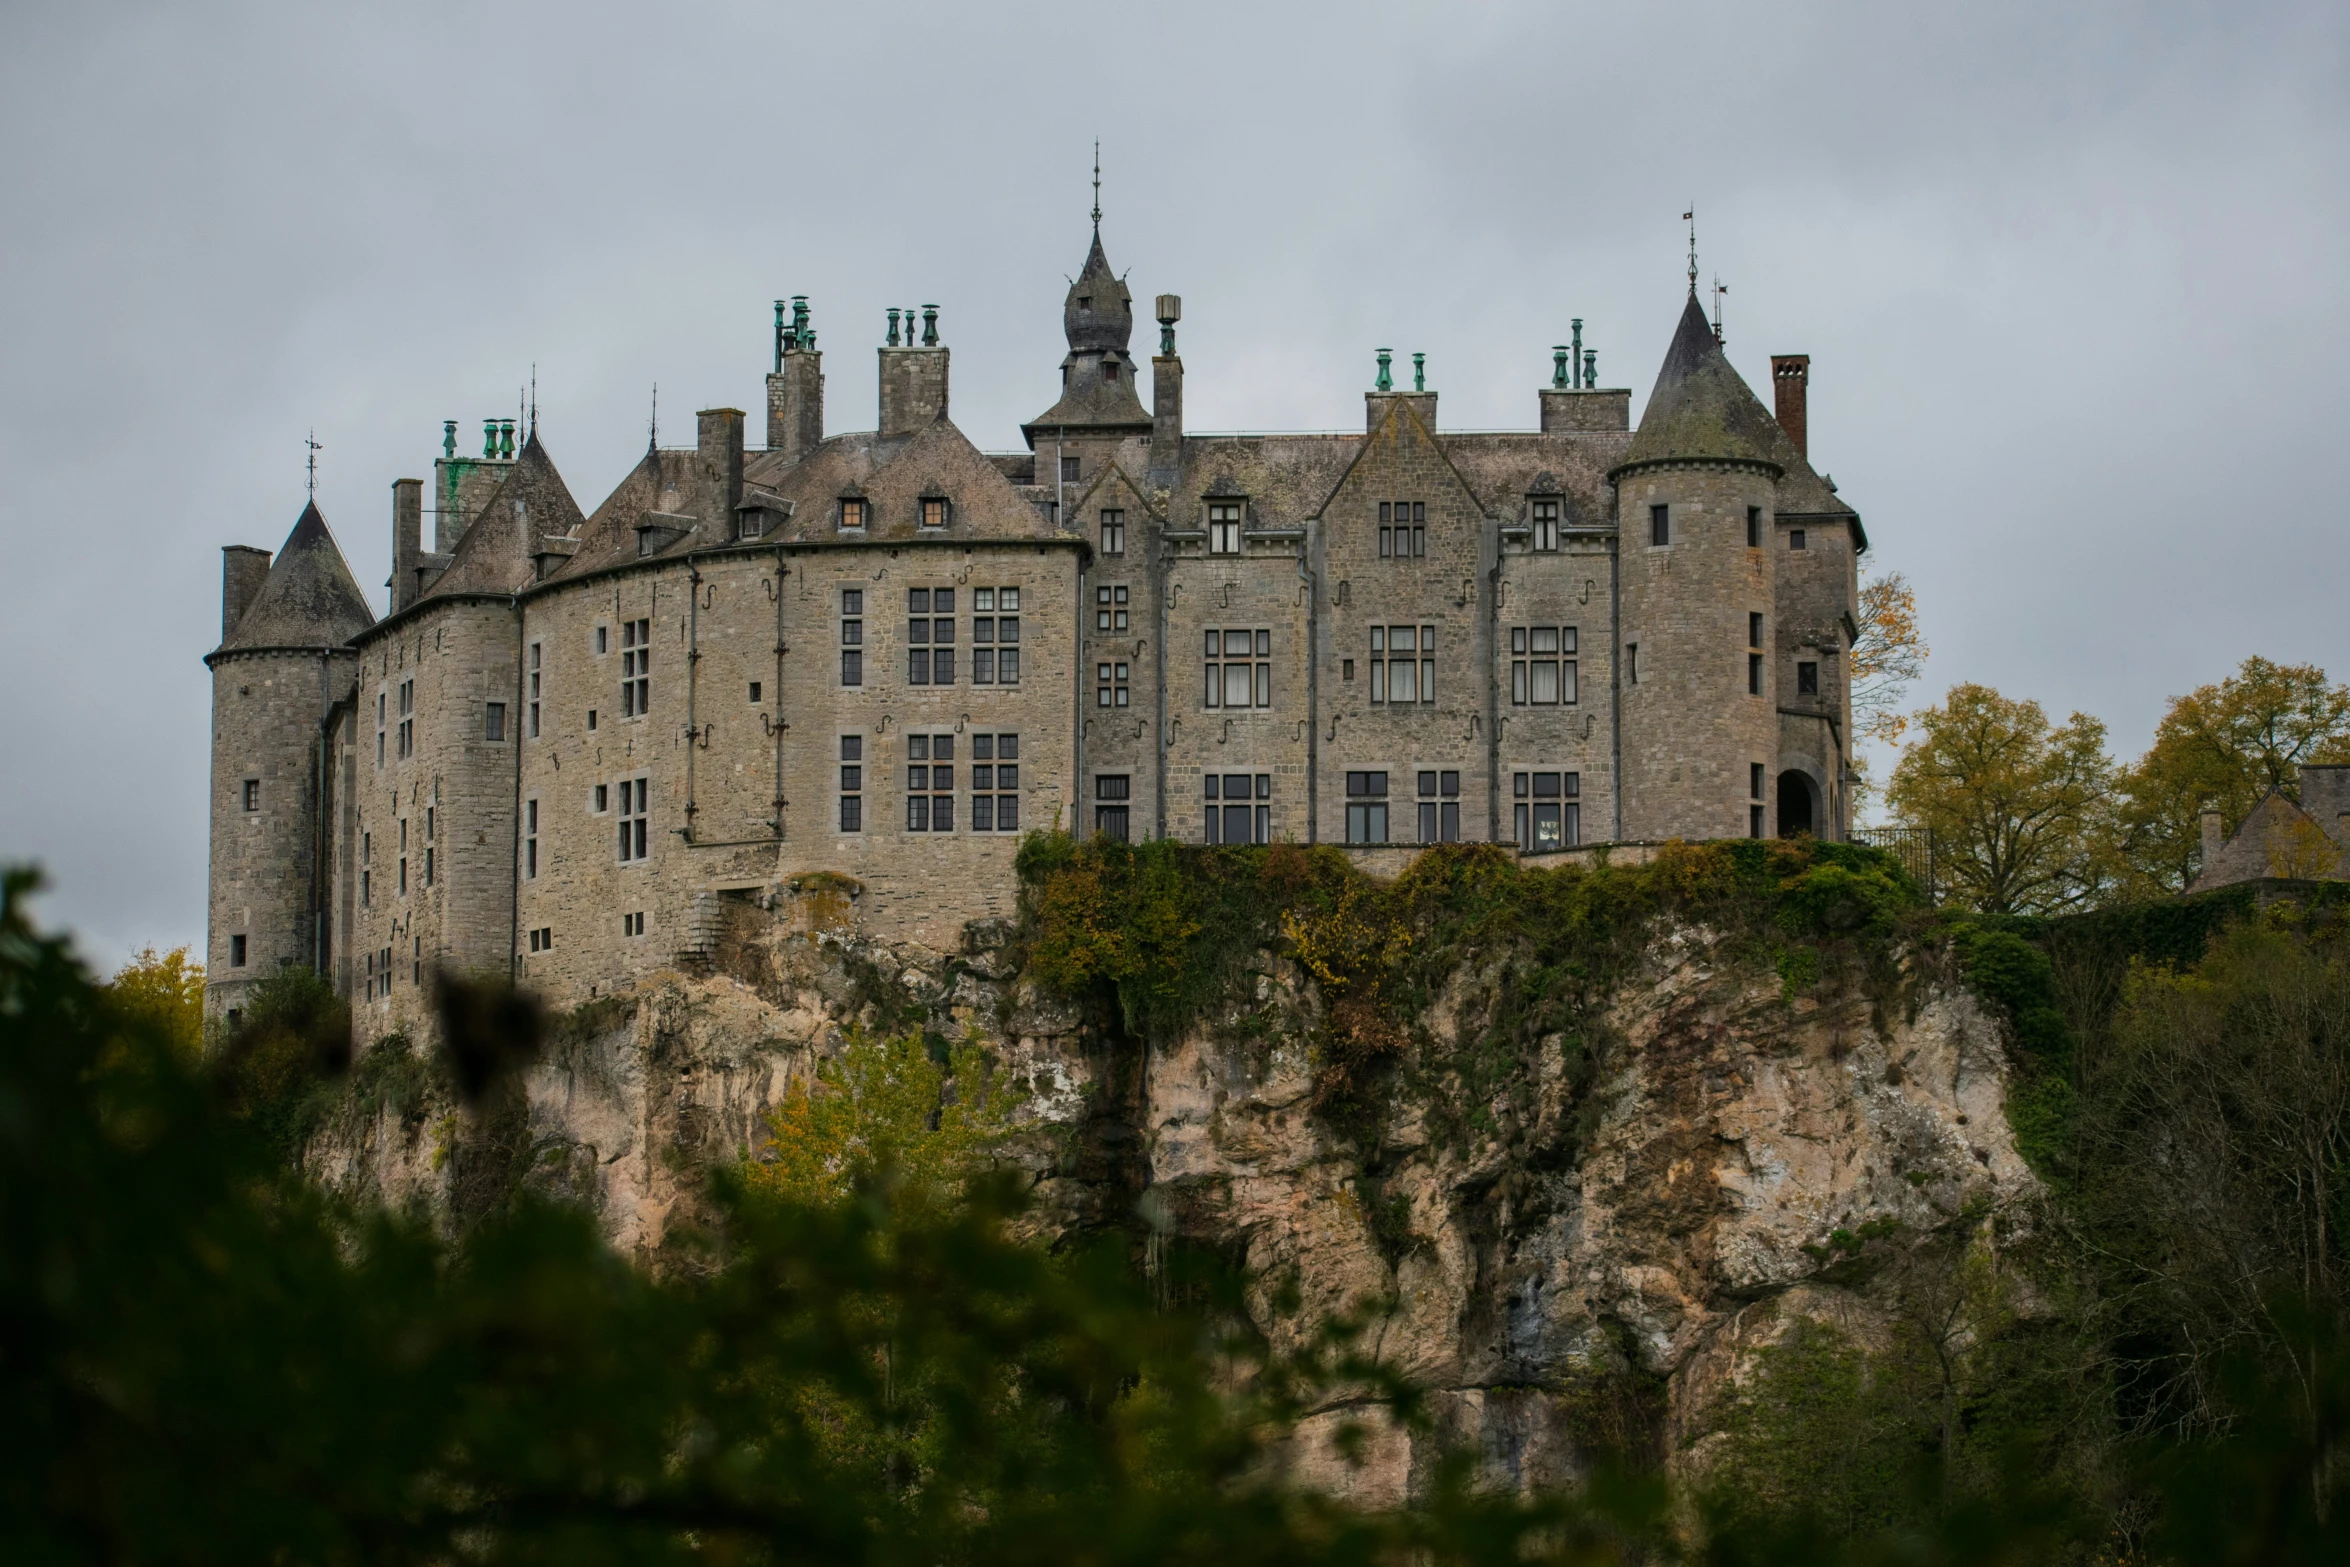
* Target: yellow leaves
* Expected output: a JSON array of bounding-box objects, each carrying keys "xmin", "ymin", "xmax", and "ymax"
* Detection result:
[
  {"xmin": 105, "ymin": 945, "xmax": 205, "ymax": 1064},
  {"xmin": 749, "ymin": 1029, "xmax": 1021, "ymax": 1212},
  {"xmin": 1852, "ymin": 569, "xmax": 1928, "ymax": 746}
]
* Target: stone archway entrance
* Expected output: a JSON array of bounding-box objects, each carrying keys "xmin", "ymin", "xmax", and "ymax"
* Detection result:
[{"xmin": 1777, "ymin": 770, "xmax": 1817, "ymax": 838}]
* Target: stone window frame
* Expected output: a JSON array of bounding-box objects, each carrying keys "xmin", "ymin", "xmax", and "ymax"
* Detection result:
[
  {"xmin": 838, "ymin": 494, "xmax": 869, "ymax": 532},
  {"xmin": 904, "ymin": 732, "xmax": 957, "ymax": 834},
  {"xmin": 1206, "ymin": 500, "xmax": 1243, "ymax": 555},
  {"xmin": 839, "ymin": 588, "xmax": 864, "ymax": 687},
  {"xmin": 229, "ymin": 933, "xmax": 247, "ymax": 968},
  {"xmin": 485, "ymin": 701, "xmax": 507, "ymax": 742},
  {"xmin": 973, "ymin": 587, "xmax": 1021, "ymax": 685},
  {"xmin": 1095, "ymin": 582, "xmax": 1128, "ymax": 633},
  {"xmin": 1203, "ymin": 771, "xmax": 1271, "ymax": 845},
  {"xmin": 1094, "ymin": 773, "xmax": 1131, "ymax": 843},
  {"xmin": 906, "ymin": 586, "xmax": 957, "ymax": 687},
  {"xmin": 918, "ymin": 495, "xmax": 952, "ymax": 531},
  {"xmin": 1203, "ymin": 626, "xmax": 1272, "ymax": 710},
  {"xmin": 397, "ymin": 677, "xmax": 416, "ymax": 757},
  {"xmin": 241, "ymin": 777, "xmax": 260, "ymax": 814},
  {"xmin": 620, "ymin": 619, "xmax": 651, "ymax": 717},
  {"xmin": 1100, "ymin": 508, "xmax": 1125, "ymax": 556},
  {"xmin": 616, "ymin": 775, "xmax": 650, "ymax": 863},
  {"xmin": 1379, "ymin": 500, "xmax": 1426, "ymax": 559},
  {"xmin": 526, "ymin": 643, "xmax": 542, "ymax": 740},
  {"xmin": 1415, "ymin": 768, "xmax": 1463, "ymax": 844},
  {"xmin": 1529, "ymin": 496, "xmax": 1560, "ymax": 553},
  {"xmin": 1649, "ymin": 503, "xmax": 1671, "ymax": 548},
  {"xmin": 838, "ymin": 733, "xmax": 864, "ymax": 834},
  {"xmin": 1508, "ymin": 625, "xmax": 1577, "ymax": 706},
  {"xmin": 524, "ymin": 797, "xmax": 538, "ymax": 880},
  {"xmin": 1343, "ymin": 770, "xmax": 1389, "ymax": 845},
  {"xmin": 1096, "ymin": 658, "xmax": 1130, "ymax": 708},
  {"xmin": 1369, "ymin": 624, "xmax": 1436, "ymax": 706},
  {"xmin": 969, "ymin": 732, "xmax": 1021, "ymax": 833},
  {"xmin": 1511, "ymin": 769, "xmax": 1582, "ymax": 852}
]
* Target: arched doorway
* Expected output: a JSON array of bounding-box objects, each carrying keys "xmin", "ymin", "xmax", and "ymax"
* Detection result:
[{"xmin": 1777, "ymin": 770, "xmax": 1817, "ymax": 838}]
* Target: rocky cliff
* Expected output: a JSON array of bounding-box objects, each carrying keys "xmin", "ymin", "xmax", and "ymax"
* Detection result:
[{"xmin": 312, "ymin": 843, "xmax": 2034, "ymax": 1498}]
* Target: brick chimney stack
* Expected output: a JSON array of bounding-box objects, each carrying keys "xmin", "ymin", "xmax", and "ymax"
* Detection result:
[{"xmin": 1771, "ymin": 354, "xmax": 1810, "ymax": 458}]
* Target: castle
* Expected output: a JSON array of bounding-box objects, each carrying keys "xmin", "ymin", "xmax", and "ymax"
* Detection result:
[{"xmin": 204, "ymin": 219, "xmax": 1865, "ymax": 1028}]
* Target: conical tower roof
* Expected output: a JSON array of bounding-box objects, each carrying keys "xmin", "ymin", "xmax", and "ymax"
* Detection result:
[
  {"xmin": 1617, "ymin": 293, "xmax": 1787, "ymax": 474},
  {"xmin": 216, "ymin": 499, "xmax": 376, "ymax": 652},
  {"xmin": 1064, "ymin": 229, "xmax": 1134, "ymax": 353}
]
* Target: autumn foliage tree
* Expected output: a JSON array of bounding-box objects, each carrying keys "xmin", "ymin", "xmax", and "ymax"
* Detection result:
[
  {"xmin": 1849, "ymin": 568, "xmax": 1928, "ymax": 747},
  {"xmin": 1886, "ymin": 683, "xmax": 2113, "ymax": 914},
  {"xmin": 2113, "ymin": 656, "xmax": 2350, "ymax": 896},
  {"xmin": 103, "ymin": 945, "xmax": 206, "ymax": 1063}
]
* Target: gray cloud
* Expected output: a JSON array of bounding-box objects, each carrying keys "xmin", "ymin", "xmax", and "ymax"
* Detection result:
[{"xmin": 3, "ymin": 0, "xmax": 2344, "ymax": 961}]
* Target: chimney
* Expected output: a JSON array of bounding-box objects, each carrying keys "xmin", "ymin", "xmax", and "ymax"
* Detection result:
[
  {"xmin": 221, "ymin": 545, "xmax": 271, "ymax": 639},
  {"xmin": 1772, "ymin": 354, "xmax": 1810, "ymax": 458},
  {"xmin": 1151, "ymin": 293, "xmax": 1183, "ymax": 487},
  {"xmin": 767, "ymin": 296, "xmax": 823, "ymax": 461},
  {"xmin": 877, "ymin": 304, "xmax": 949, "ymax": 439},
  {"xmin": 697, "ymin": 408, "xmax": 745, "ymax": 522},
  {"xmin": 2200, "ymin": 809, "xmax": 2226, "ymax": 871},
  {"xmin": 2298, "ymin": 765, "xmax": 2350, "ymax": 835},
  {"xmin": 390, "ymin": 478, "xmax": 423, "ymax": 612}
]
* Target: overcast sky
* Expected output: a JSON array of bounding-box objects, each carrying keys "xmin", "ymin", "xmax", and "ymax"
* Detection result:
[{"xmin": 3, "ymin": 0, "xmax": 2345, "ymax": 965}]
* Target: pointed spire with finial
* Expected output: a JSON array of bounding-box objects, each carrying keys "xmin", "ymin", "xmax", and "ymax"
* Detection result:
[
  {"xmin": 305, "ymin": 429, "xmax": 322, "ymax": 496},
  {"xmin": 1091, "ymin": 139, "xmax": 1101, "ymax": 236},
  {"xmin": 1685, "ymin": 206, "xmax": 1698, "ymax": 296},
  {"xmin": 647, "ymin": 384, "xmax": 658, "ymax": 454}
]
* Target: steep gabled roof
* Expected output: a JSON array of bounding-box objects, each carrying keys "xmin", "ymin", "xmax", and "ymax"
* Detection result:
[
  {"xmin": 1617, "ymin": 293, "xmax": 1787, "ymax": 474},
  {"xmin": 216, "ymin": 500, "xmax": 376, "ymax": 652},
  {"xmin": 420, "ymin": 434, "xmax": 588, "ymax": 600},
  {"xmin": 738, "ymin": 414, "xmax": 1066, "ymax": 546}
]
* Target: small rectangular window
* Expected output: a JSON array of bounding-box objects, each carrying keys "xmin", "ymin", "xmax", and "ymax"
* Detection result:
[
  {"xmin": 1751, "ymin": 803, "xmax": 1766, "ymax": 838},
  {"xmin": 242, "ymin": 778, "xmax": 259, "ymax": 812},
  {"xmin": 524, "ymin": 798, "xmax": 537, "ymax": 880},
  {"xmin": 920, "ymin": 497, "xmax": 948, "ymax": 529},
  {"xmin": 1789, "ymin": 528, "xmax": 1806, "ymax": 551},
  {"xmin": 1650, "ymin": 503, "xmax": 1670, "ymax": 547},
  {"xmin": 839, "ymin": 497, "xmax": 868, "ymax": 530},
  {"xmin": 1061, "ymin": 455, "xmax": 1080, "ymax": 483},
  {"xmin": 1344, "ymin": 771, "xmax": 1389, "ymax": 845},
  {"xmin": 595, "ymin": 625, "xmax": 609, "ymax": 655},
  {"xmin": 1747, "ymin": 506, "xmax": 1762, "ymax": 547},
  {"xmin": 485, "ymin": 702, "xmax": 506, "ymax": 741},
  {"xmin": 1100, "ymin": 509, "xmax": 1124, "ymax": 556},
  {"xmin": 1531, "ymin": 496, "xmax": 1560, "ymax": 552},
  {"xmin": 1749, "ymin": 612, "xmax": 1764, "ymax": 647},
  {"xmin": 749, "ymin": 682, "xmax": 761, "ymax": 704},
  {"xmin": 229, "ymin": 933, "xmax": 246, "ymax": 967},
  {"xmin": 840, "ymin": 589, "xmax": 864, "ymax": 687},
  {"xmin": 617, "ymin": 776, "xmax": 649, "ymax": 861},
  {"xmin": 1751, "ymin": 763, "xmax": 1766, "ymax": 799},
  {"xmin": 839, "ymin": 734, "xmax": 863, "ymax": 832},
  {"xmin": 1749, "ymin": 653, "xmax": 1763, "ymax": 694},
  {"xmin": 1626, "ymin": 644, "xmax": 1638, "ymax": 685},
  {"xmin": 620, "ymin": 618, "xmax": 651, "ymax": 715},
  {"xmin": 1798, "ymin": 661, "xmax": 1820, "ymax": 696},
  {"xmin": 1208, "ymin": 501, "xmax": 1242, "ymax": 554}
]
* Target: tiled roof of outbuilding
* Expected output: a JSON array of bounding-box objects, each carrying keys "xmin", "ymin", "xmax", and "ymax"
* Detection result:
[
  {"xmin": 216, "ymin": 500, "xmax": 376, "ymax": 652},
  {"xmin": 1619, "ymin": 293, "xmax": 1788, "ymax": 473}
]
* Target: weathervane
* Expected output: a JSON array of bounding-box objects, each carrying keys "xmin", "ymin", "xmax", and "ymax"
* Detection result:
[
  {"xmin": 1711, "ymin": 275, "xmax": 1727, "ymax": 344},
  {"xmin": 1685, "ymin": 206, "xmax": 1698, "ymax": 295},
  {"xmin": 647, "ymin": 383, "xmax": 658, "ymax": 453},
  {"xmin": 305, "ymin": 429, "xmax": 322, "ymax": 496},
  {"xmin": 1091, "ymin": 139, "xmax": 1102, "ymax": 234}
]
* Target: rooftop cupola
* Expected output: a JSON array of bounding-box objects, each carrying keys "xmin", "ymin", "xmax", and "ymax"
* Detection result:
[{"xmin": 1022, "ymin": 209, "xmax": 1152, "ymax": 450}]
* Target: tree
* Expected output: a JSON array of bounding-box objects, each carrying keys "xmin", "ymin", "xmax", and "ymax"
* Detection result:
[
  {"xmin": 2113, "ymin": 657, "xmax": 2350, "ymax": 896},
  {"xmin": 748, "ymin": 1028, "xmax": 1022, "ymax": 1212},
  {"xmin": 1886, "ymin": 684, "xmax": 2113, "ymax": 914},
  {"xmin": 1850, "ymin": 568, "xmax": 1928, "ymax": 747},
  {"xmin": 105, "ymin": 944, "xmax": 205, "ymax": 1063}
]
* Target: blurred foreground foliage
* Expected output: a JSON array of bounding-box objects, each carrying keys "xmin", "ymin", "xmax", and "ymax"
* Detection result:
[{"xmin": 6, "ymin": 858, "xmax": 2349, "ymax": 1563}]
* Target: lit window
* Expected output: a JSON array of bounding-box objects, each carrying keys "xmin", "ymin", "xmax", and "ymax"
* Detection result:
[
  {"xmin": 839, "ymin": 496, "xmax": 868, "ymax": 530},
  {"xmin": 920, "ymin": 496, "xmax": 949, "ymax": 529}
]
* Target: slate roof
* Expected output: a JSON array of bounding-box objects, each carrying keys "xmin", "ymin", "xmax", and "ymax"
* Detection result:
[
  {"xmin": 1023, "ymin": 371, "xmax": 1153, "ymax": 436},
  {"xmin": 418, "ymin": 435, "xmax": 590, "ymax": 601},
  {"xmin": 1618, "ymin": 293, "xmax": 1788, "ymax": 473},
  {"xmin": 215, "ymin": 500, "xmax": 376, "ymax": 653},
  {"xmin": 1064, "ymin": 229, "xmax": 1133, "ymax": 353},
  {"xmin": 737, "ymin": 414, "xmax": 1066, "ymax": 546}
]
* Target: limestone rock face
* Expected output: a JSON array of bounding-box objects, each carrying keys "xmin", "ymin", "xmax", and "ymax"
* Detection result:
[{"xmin": 312, "ymin": 913, "xmax": 2031, "ymax": 1499}]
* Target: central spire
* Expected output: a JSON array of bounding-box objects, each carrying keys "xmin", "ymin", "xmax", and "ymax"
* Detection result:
[{"xmin": 1091, "ymin": 139, "xmax": 1101, "ymax": 236}]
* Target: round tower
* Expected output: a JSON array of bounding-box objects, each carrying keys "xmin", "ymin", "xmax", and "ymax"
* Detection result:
[
  {"xmin": 1611, "ymin": 295, "xmax": 1785, "ymax": 843},
  {"xmin": 205, "ymin": 502, "xmax": 375, "ymax": 1023}
]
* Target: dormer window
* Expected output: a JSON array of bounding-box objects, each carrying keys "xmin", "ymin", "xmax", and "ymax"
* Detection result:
[
  {"xmin": 1208, "ymin": 501, "xmax": 1243, "ymax": 554},
  {"xmin": 920, "ymin": 497, "xmax": 949, "ymax": 530},
  {"xmin": 1077, "ymin": 295, "xmax": 1092, "ymax": 310},
  {"xmin": 1531, "ymin": 497, "xmax": 1560, "ymax": 552},
  {"xmin": 1104, "ymin": 360, "xmax": 1119, "ymax": 382},
  {"xmin": 839, "ymin": 497, "xmax": 868, "ymax": 531}
]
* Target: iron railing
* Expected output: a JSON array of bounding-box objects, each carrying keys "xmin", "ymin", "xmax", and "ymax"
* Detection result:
[{"xmin": 1852, "ymin": 825, "xmax": 1938, "ymax": 903}]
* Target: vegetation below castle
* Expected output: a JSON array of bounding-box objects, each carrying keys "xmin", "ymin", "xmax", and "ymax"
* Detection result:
[{"xmin": 32, "ymin": 843, "xmax": 2350, "ymax": 1562}]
